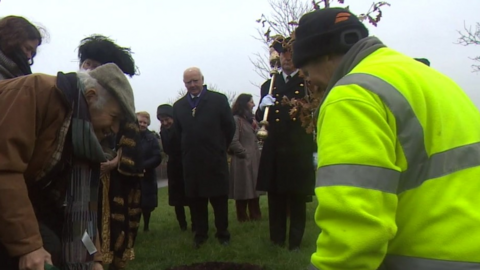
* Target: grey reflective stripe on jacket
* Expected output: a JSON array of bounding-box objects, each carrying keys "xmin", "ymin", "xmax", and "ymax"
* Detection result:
[
  {"xmin": 380, "ymin": 255, "xmax": 480, "ymax": 270},
  {"xmin": 316, "ymin": 73, "xmax": 480, "ymax": 194},
  {"xmin": 309, "ymin": 255, "xmax": 480, "ymax": 270}
]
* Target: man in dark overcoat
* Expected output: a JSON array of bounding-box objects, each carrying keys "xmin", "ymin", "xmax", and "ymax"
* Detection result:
[
  {"xmin": 173, "ymin": 67, "xmax": 236, "ymax": 248},
  {"xmin": 255, "ymin": 37, "xmax": 316, "ymax": 251}
]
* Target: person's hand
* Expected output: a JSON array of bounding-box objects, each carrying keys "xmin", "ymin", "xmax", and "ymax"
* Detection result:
[
  {"xmin": 92, "ymin": 262, "xmax": 104, "ymax": 270},
  {"xmin": 18, "ymin": 247, "xmax": 52, "ymax": 270},
  {"xmin": 312, "ymin": 152, "xmax": 318, "ymax": 167},
  {"xmin": 259, "ymin": 95, "xmax": 276, "ymax": 111},
  {"xmin": 100, "ymin": 159, "xmax": 117, "ymax": 174}
]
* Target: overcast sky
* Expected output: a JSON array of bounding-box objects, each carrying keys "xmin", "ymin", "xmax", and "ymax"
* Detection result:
[{"xmin": 1, "ymin": 0, "xmax": 479, "ymax": 131}]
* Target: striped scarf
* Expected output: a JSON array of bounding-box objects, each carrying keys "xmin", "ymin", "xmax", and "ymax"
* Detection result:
[
  {"xmin": 57, "ymin": 72, "xmax": 106, "ymax": 270},
  {"xmin": 56, "ymin": 71, "xmax": 143, "ymax": 270},
  {"xmin": 62, "ymin": 162, "xmax": 100, "ymax": 270}
]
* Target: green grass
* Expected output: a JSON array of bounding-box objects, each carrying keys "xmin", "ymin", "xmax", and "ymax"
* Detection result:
[{"xmin": 128, "ymin": 187, "xmax": 320, "ymax": 270}]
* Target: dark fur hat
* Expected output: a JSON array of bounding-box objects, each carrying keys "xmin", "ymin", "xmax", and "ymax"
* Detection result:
[{"xmin": 78, "ymin": 34, "xmax": 137, "ymax": 77}]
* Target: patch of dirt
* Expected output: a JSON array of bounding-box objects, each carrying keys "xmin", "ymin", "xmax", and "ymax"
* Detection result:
[{"xmin": 166, "ymin": 262, "xmax": 265, "ymax": 270}]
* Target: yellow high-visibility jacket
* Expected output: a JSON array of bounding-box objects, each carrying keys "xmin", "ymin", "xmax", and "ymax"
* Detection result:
[{"xmin": 311, "ymin": 37, "xmax": 480, "ymax": 270}]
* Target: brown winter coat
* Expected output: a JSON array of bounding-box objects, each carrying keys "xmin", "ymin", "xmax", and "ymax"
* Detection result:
[
  {"xmin": 228, "ymin": 116, "xmax": 264, "ymax": 200},
  {"xmin": 0, "ymin": 74, "xmax": 102, "ymax": 260}
]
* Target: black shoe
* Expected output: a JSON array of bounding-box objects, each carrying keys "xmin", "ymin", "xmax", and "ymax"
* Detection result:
[
  {"xmin": 271, "ymin": 241, "xmax": 285, "ymax": 248},
  {"xmin": 143, "ymin": 227, "xmax": 150, "ymax": 232},
  {"xmin": 194, "ymin": 239, "xmax": 206, "ymax": 249},
  {"xmin": 218, "ymin": 239, "xmax": 230, "ymax": 246},
  {"xmin": 180, "ymin": 225, "xmax": 187, "ymax": 231},
  {"xmin": 289, "ymin": 246, "xmax": 300, "ymax": 252}
]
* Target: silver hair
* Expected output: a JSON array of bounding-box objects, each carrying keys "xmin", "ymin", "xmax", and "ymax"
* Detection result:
[{"xmin": 76, "ymin": 70, "xmax": 110, "ymax": 110}]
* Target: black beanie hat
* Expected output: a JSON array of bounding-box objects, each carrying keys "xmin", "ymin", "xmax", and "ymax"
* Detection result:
[
  {"xmin": 293, "ymin": 8, "xmax": 369, "ymax": 68},
  {"xmin": 157, "ymin": 104, "xmax": 173, "ymax": 120}
]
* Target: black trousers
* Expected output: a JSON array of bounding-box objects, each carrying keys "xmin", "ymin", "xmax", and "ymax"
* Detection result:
[
  {"xmin": 175, "ymin": 205, "xmax": 195, "ymax": 230},
  {"xmin": 191, "ymin": 195, "xmax": 230, "ymax": 243},
  {"xmin": 0, "ymin": 222, "xmax": 62, "ymax": 270},
  {"xmin": 268, "ymin": 192, "xmax": 307, "ymax": 249}
]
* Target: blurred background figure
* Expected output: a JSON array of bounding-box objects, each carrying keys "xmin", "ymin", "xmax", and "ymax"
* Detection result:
[
  {"xmin": 158, "ymin": 104, "xmax": 195, "ymax": 232},
  {"xmin": 137, "ymin": 111, "xmax": 162, "ymax": 232},
  {"xmin": 228, "ymin": 94, "xmax": 264, "ymax": 222},
  {"xmin": 255, "ymin": 37, "xmax": 316, "ymax": 251},
  {"xmin": 78, "ymin": 34, "xmax": 144, "ymax": 270}
]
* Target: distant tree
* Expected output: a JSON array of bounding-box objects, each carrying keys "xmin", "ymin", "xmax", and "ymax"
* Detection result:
[
  {"xmin": 457, "ymin": 22, "xmax": 480, "ymax": 72},
  {"xmin": 250, "ymin": 0, "xmax": 311, "ymax": 82},
  {"xmin": 251, "ymin": 0, "xmax": 390, "ymax": 84},
  {"xmin": 207, "ymin": 84, "xmax": 237, "ymax": 106},
  {"xmin": 253, "ymin": 0, "xmax": 390, "ymax": 134}
]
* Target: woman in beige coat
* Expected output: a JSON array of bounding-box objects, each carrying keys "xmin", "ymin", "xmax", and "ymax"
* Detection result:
[{"xmin": 229, "ymin": 94, "xmax": 264, "ymax": 222}]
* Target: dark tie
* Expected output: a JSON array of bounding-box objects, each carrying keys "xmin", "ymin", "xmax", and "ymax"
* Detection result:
[
  {"xmin": 286, "ymin": 75, "xmax": 291, "ymax": 82},
  {"xmin": 192, "ymin": 96, "xmax": 199, "ymax": 102}
]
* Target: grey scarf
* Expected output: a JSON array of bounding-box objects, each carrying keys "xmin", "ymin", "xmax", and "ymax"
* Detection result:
[{"xmin": 314, "ymin": 36, "xmax": 386, "ymax": 118}]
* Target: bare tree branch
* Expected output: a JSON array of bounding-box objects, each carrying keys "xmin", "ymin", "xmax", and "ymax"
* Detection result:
[
  {"xmin": 457, "ymin": 22, "xmax": 480, "ymax": 46},
  {"xmin": 249, "ymin": 51, "xmax": 271, "ymax": 80},
  {"xmin": 251, "ymin": 0, "xmax": 310, "ymax": 80},
  {"xmin": 252, "ymin": 0, "xmax": 390, "ymax": 133},
  {"xmin": 457, "ymin": 22, "xmax": 480, "ymax": 72},
  {"xmin": 167, "ymin": 88, "xmax": 187, "ymax": 105},
  {"xmin": 209, "ymin": 84, "xmax": 238, "ymax": 105}
]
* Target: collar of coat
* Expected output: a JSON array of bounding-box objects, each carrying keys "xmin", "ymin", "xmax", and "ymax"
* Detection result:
[{"xmin": 56, "ymin": 71, "xmax": 107, "ymax": 163}]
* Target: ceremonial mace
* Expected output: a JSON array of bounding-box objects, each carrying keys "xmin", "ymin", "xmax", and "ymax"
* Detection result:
[{"xmin": 257, "ymin": 48, "xmax": 281, "ymax": 149}]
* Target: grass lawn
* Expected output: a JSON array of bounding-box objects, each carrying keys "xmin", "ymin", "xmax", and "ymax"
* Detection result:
[{"xmin": 128, "ymin": 187, "xmax": 320, "ymax": 270}]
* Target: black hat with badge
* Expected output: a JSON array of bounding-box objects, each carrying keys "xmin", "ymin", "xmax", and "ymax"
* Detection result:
[
  {"xmin": 293, "ymin": 8, "xmax": 369, "ymax": 68},
  {"xmin": 271, "ymin": 35, "xmax": 292, "ymax": 53}
]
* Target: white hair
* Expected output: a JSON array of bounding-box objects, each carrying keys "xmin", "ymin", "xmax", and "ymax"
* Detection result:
[{"xmin": 77, "ymin": 70, "xmax": 111, "ymax": 110}]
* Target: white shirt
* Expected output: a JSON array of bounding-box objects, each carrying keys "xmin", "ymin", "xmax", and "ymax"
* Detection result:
[
  {"xmin": 282, "ymin": 70, "xmax": 299, "ymax": 83},
  {"xmin": 190, "ymin": 87, "xmax": 205, "ymax": 99}
]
